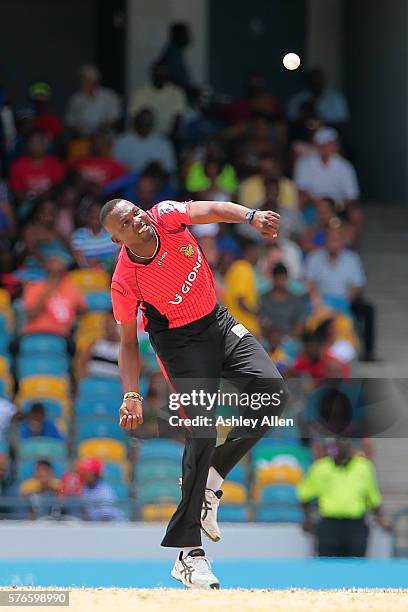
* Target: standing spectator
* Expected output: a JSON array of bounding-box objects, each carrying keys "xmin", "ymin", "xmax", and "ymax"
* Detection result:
[
  {"xmin": 238, "ymin": 153, "xmax": 298, "ymax": 210},
  {"xmin": 298, "ymin": 439, "xmax": 391, "ymax": 557},
  {"xmin": 305, "ymin": 226, "xmax": 376, "ymax": 360},
  {"xmin": 9, "ymin": 131, "xmax": 65, "ymax": 201},
  {"xmin": 128, "ymin": 61, "xmax": 187, "ymax": 137},
  {"xmin": 223, "ymin": 241, "xmax": 261, "ymax": 337},
  {"xmin": 157, "ymin": 22, "xmax": 193, "ymax": 94},
  {"xmin": 78, "ymin": 458, "xmax": 125, "ymax": 522},
  {"xmin": 20, "ymin": 404, "xmax": 65, "ymax": 441},
  {"xmin": 260, "ymin": 264, "xmax": 305, "ymax": 337},
  {"xmin": 71, "ymin": 201, "xmax": 119, "ymax": 271},
  {"xmin": 20, "ymin": 460, "xmax": 61, "ymax": 519},
  {"xmin": 23, "ymin": 256, "xmax": 86, "ymax": 338},
  {"xmin": 113, "ymin": 108, "xmax": 176, "ymax": 174},
  {"xmin": 288, "ymin": 67, "xmax": 349, "ymax": 129},
  {"xmin": 294, "ymin": 128, "xmax": 359, "ymax": 208},
  {"xmin": 71, "ymin": 131, "xmax": 128, "ymax": 188},
  {"xmin": 29, "ymin": 82, "xmax": 63, "ymax": 142},
  {"xmin": 65, "ymin": 65, "xmax": 121, "ymax": 136}
]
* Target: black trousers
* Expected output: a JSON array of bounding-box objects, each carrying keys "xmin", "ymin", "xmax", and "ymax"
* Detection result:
[
  {"xmin": 351, "ymin": 297, "xmax": 375, "ymax": 355},
  {"xmin": 149, "ymin": 305, "xmax": 288, "ymax": 548},
  {"xmin": 317, "ymin": 517, "xmax": 369, "ymax": 557}
]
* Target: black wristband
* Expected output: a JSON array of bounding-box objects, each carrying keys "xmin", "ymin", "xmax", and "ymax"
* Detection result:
[{"xmin": 245, "ymin": 209, "xmax": 259, "ymax": 225}]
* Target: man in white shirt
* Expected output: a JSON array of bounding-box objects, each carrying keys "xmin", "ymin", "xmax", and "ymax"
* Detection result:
[
  {"xmin": 65, "ymin": 65, "xmax": 121, "ymax": 136},
  {"xmin": 113, "ymin": 108, "xmax": 176, "ymax": 175},
  {"xmin": 128, "ymin": 61, "xmax": 187, "ymax": 137},
  {"xmin": 294, "ymin": 127, "xmax": 360, "ymax": 207}
]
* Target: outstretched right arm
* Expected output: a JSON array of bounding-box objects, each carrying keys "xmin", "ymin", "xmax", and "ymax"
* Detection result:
[{"xmin": 118, "ymin": 320, "xmax": 143, "ymax": 430}]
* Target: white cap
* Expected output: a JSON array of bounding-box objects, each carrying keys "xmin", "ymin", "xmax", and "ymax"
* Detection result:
[{"xmin": 313, "ymin": 127, "xmax": 338, "ymax": 145}]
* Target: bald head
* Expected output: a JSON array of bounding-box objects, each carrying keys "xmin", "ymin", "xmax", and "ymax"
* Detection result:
[{"xmin": 100, "ymin": 199, "xmax": 134, "ymax": 227}]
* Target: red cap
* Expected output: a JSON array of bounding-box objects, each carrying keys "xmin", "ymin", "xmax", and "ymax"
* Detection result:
[{"xmin": 77, "ymin": 457, "xmax": 104, "ymax": 476}]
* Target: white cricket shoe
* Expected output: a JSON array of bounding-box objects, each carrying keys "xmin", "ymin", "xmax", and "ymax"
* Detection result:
[
  {"xmin": 201, "ymin": 488, "xmax": 223, "ymax": 542},
  {"xmin": 171, "ymin": 548, "xmax": 220, "ymax": 589}
]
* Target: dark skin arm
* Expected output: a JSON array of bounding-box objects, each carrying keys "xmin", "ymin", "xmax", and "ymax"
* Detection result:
[{"xmin": 117, "ymin": 320, "xmax": 143, "ymax": 430}]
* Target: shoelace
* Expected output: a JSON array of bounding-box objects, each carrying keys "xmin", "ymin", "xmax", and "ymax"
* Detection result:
[{"xmin": 187, "ymin": 555, "xmax": 212, "ymax": 574}]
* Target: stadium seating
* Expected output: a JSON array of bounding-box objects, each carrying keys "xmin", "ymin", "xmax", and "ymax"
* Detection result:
[
  {"xmin": 141, "ymin": 503, "xmax": 177, "ymax": 521},
  {"xmin": 0, "ymin": 355, "xmax": 13, "ymax": 398},
  {"xmin": 254, "ymin": 464, "xmax": 303, "ymax": 489},
  {"xmin": 138, "ymin": 439, "xmax": 183, "ymax": 462},
  {"xmin": 78, "ymin": 377, "xmax": 122, "ymax": 401},
  {"xmin": 254, "ymin": 484, "xmax": 302, "ymax": 523},
  {"xmin": 17, "ymin": 354, "xmax": 70, "ymax": 378},
  {"xmin": 78, "ymin": 438, "xmax": 127, "ymax": 464},
  {"xmin": 19, "ymin": 437, "xmax": 68, "ymax": 461},
  {"xmin": 68, "ymin": 269, "xmax": 110, "ymax": 293},
  {"xmin": 218, "ymin": 505, "xmax": 247, "ymax": 522},
  {"xmin": 20, "ymin": 334, "xmax": 67, "ymax": 356},
  {"xmin": 85, "ymin": 292, "xmax": 112, "ymax": 312},
  {"xmin": 103, "ymin": 462, "xmax": 128, "ymax": 482},
  {"xmin": 21, "ymin": 399, "xmax": 65, "ymax": 421},
  {"xmin": 135, "ymin": 459, "xmax": 181, "ymax": 483},
  {"xmin": 222, "ymin": 481, "xmax": 247, "ymax": 504},
  {"xmin": 17, "ymin": 376, "xmax": 70, "ymax": 402},
  {"xmin": 75, "ymin": 398, "xmax": 116, "ymax": 419},
  {"xmin": 18, "ymin": 459, "xmax": 68, "ymax": 481},
  {"xmin": 76, "ymin": 418, "xmax": 127, "ymax": 443},
  {"xmin": 136, "ymin": 481, "xmax": 181, "ymax": 504},
  {"xmin": 110, "ymin": 482, "xmax": 129, "ymax": 500},
  {"xmin": 225, "ymin": 463, "xmax": 247, "ymax": 485}
]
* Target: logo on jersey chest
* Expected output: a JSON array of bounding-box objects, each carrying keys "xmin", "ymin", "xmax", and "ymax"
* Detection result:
[
  {"xmin": 179, "ymin": 244, "xmax": 195, "ymax": 258},
  {"xmin": 169, "ymin": 248, "xmax": 202, "ymax": 305}
]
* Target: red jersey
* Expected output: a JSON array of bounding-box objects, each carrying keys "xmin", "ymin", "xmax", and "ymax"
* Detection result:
[
  {"xmin": 9, "ymin": 155, "xmax": 65, "ymax": 197},
  {"xmin": 71, "ymin": 156, "xmax": 128, "ymax": 187},
  {"xmin": 111, "ymin": 200, "xmax": 217, "ymax": 332}
]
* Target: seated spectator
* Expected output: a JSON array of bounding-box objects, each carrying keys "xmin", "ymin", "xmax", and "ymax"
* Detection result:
[
  {"xmin": 260, "ymin": 264, "xmax": 305, "ymax": 337},
  {"xmin": 113, "ymin": 108, "xmax": 176, "ymax": 174},
  {"xmin": 29, "ymin": 81, "xmax": 63, "ymax": 143},
  {"xmin": 186, "ymin": 156, "xmax": 238, "ymax": 197},
  {"xmin": 9, "ymin": 130, "xmax": 65, "ymax": 201},
  {"xmin": 65, "ymin": 65, "xmax": 121, "ymax": 137},
  {"xmin": 20, "ymin": 459, "xmax": 60, "ymax": 519},
  {"xmin": 290, "ymin": 329, "xmax": 349, "ymax": 380},
  {"xmin": 262, "ymin": 327, "xmax": 290, "ymax": 375},
  {"xmin": 71, "ymin": 131, "xmax": 128, "ymax": 188},
  {"xmin": 71, "ymin": 201, "xmax": 119, "ymax": 272},
  {"xmin": 294, "ymin": 128, "xmax": 360, "ymax": 218},
  {"xmin": 78, "ymin": 312, "xmax": 120, "ymax": 380},
  {"xmin": 233, "ymin": 115, "xmax": 282, "ymax": 177},
  {"xmin": 54, "ymin": 180, "xmax": 81, "ymax": 239},
  {"xmin": 223, "ymin": 70, "xmax": 283, "ymax": 126},
  {"xmin": 20, "ymin": 198, "xmax": 78, "ymax": 276},
  {"xmin": 238, "ymin": 154, "xmax": 298, "ymax": 210},
  {"xmin": 20, "ymin": 403, "xmax": 65, "ymax": 440},
  {"xmin": 78, "ymin": 458, "xmax": 125, "ymax": 522},
  {"xmin": 288, "ymin": 67, "xmax": 349, "ymax": 130},
  {"xmin": 224, "ymin": 241, "xmax": 261, "ymax": 337},
  {"xmin": 23, "ymin": 256, "xmax": 87, "ymax": 338},
  {"xmin": 305, "ymin": 226, "xmax": 376, "ymax": 361},
  {"xmin": 302, "ymin": 198, "xmax": 339, "ymax": 251},
  {"xmin": 259, "ymin": 241, "xmax": 304, "ymax": 286},
  {"xmin": 298, "ymin": 438, "xmax": 390, "ymax": 558},
  {"xmin": 129, "ymin": 60, "xmax": 187, "ymax": 137}
]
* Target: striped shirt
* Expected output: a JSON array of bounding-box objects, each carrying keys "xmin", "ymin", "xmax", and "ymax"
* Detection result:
[
  {"xmin": 71, "ymin": 227, "xmax": 119, "ymax": 265},
  {"xmin": 88, "ymin": 340, "xmax": 120, "ymax": 379},
  {"xmin": 111, "ymin": 201, "xmax": 217, "ymax": 332}
]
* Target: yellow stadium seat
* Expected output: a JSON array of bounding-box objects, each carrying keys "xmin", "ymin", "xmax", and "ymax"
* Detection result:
[
  {"xmin": 141, "ymin": 504, "xmax": 177, "ymax": 521},
  {"xmin": 255, "ymin": 464, "xmax": 303, "ymax": 488},
  {"xmin": 222, "ymin": 481, "xmax": 247, "ymax": 504},
  {"xmin": 0, "ymin": 289, "xmax": 11, "ymax": 311},
  {"xmin": 78, "ymin": 438, "xmax": 127, "ymax": 464},
  {"xmin": 17, "ymin": 376, "xmax": 70, "ymax": 403},
  {"xmin": 0, "ymin": 356, "xmax": 11, "ymax": 378},
  {"xmin": 69, "ymin": 269, "xmax": 110, "ymax": 294}
]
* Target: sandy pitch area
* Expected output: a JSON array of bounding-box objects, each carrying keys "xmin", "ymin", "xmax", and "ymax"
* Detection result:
[{"xmin": 1, "ymin": 588, "xmax": 408, "ymax": 612}]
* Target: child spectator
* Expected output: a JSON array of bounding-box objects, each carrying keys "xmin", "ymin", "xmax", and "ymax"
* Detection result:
[
  {"xmin": 77, "ymin": 458, "xmax": 125, "ymax": 522},
  {"xmin": 20, "ymin": 460, "xmax": 61, "ymax": 519}
]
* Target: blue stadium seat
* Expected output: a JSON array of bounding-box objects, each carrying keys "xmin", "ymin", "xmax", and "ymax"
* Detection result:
[
  {"xmin": 110, "ymin": 481, "xmax": 129, "ymax": 499},
  {"xmin": 226, "ymin": 463, "xmax": 246, "ymax": 485},
  {"xmin": 22, "ymin": 399, "xmax": 64, "ymax": 420},
  {"xmin": 254, "ymin": 506, "xmax": 302, "ymax": 522},
  {"xmin": 75, "ymin": 398, "xmax": 116, "ymax": 419},
  {"xmin": 136, "ymin": 481, "xmax": 181, "ymax": 504},
  {"xmin": 17, "ymin": 354, "xmax": 70, "ymax": 378},
  {"xmin": 20, "ymin": 334, "xmax": 67, "ymax": 356},
  {"xmin": 0, "ymin": 379, "xmax": 9, "ymax": 398},
  {"xmin": 104, "ymin": 462, "xmax": 126, "ymax": 482},
  {"xmin": 19, "ymin": 437, "xmax": 68, "ymax": 461},
  {"xmin": 85, "ymin": 292, "xmax": 112, "ymax": 312},
  {"xmin": 138, "ymin": 440, "xmax": 183, "ymax": 462},
  {"xmin": 76, "ymin": 419, "xmax": 127, "ymax": 443},
  {"xmin": 136, "ymin": 459, "xmax": 181, "ymax": 483},
  {"xmin": 78, "ymin": 377, "xmax": 122, "ymax": 401},
  {"xmin": 18, "ymin": 459, "xmax": 68, "ymax": 481},
  {"xmin": 260, "ymin": 484, "xmax": 298, "ymax": 505},
  {"xmin": 218, "ymin": 505, "xmax": 247, "ymax": 522},
  {"xmin": 322, "ymin": 293, "xmax": 351, "ymax": 314}
]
